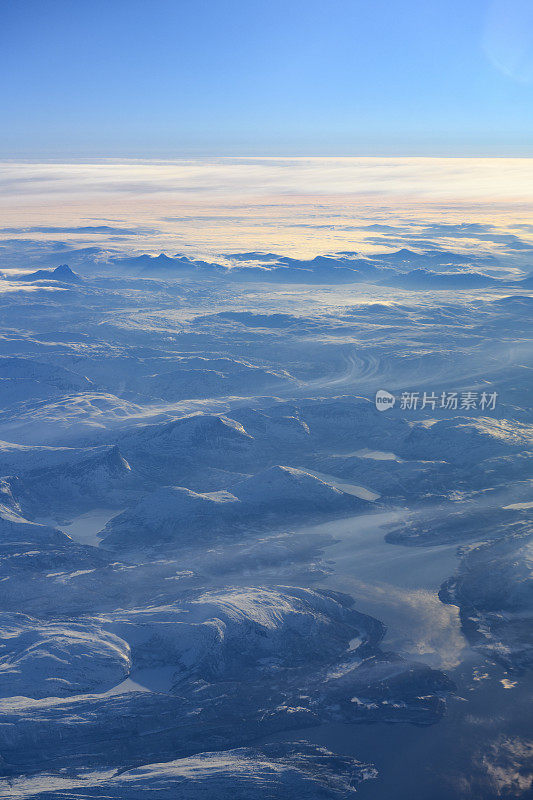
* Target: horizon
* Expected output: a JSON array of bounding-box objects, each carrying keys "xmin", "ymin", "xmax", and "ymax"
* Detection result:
[{"xmin": 2, "ymin": 154, "xmax": 533, "ymax": 161}]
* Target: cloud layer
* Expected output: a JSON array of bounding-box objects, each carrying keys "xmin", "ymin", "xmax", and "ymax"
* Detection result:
[{"xmin": 0, "ymin": 158, "xmax": 532, "ymax": 259}]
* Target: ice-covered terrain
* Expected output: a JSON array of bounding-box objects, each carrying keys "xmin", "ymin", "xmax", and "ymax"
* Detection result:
[
  {"xmin": 5, "ymin": 742, "xmax": 377, "ymax": 799},
  {"xmin": 0, "ymin": 199, "xmax": 531, "ymax": 799}
]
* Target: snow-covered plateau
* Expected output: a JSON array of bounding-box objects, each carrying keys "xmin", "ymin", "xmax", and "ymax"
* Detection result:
[{"xmin": 0, "ymin": 233, "xmax": 531, "ymax": 799}]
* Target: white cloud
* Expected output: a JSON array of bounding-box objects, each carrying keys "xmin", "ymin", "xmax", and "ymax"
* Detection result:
[{"xmin": 0, "ymin": 158, "xmax": 531, "ymax": 259}]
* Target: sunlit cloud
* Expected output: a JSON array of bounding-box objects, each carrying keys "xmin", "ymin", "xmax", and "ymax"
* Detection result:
[{"xmin": 0, "ymin": 158, "xmax": 532, "ymax": 259}]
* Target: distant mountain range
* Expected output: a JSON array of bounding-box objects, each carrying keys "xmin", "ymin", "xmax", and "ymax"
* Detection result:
[
  {"xmin": 11, "ymin": 264, "xmax": 82, "ymax": 283},
  {"xmin": 3, "ymin": 247, "xmax": 531, "ymax": 291}
]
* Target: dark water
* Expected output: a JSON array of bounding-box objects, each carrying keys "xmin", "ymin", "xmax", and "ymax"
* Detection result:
[
  {"xmin": 262, "ymin": 510, "xmax": 533, "ymax": 799},
  {"xmin": 262, "ymin": 665, "xmax": 532, "ymax": 799}
]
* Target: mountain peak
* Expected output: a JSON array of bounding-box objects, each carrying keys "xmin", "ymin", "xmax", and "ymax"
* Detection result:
[{"xmin": 52, "ymin": 264, "xmax": 81, "ymax": 282}]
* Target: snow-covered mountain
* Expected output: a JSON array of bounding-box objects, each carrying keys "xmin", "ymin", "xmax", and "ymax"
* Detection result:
[
  {"xmin": 13, "ymin": 264, "xmax": 82, "ymax": 283},
  {"xmin": 399, "ymin": 417, "xmax": 533, "ymax": 464},
  {"xmin": 116, "ymin": 412, "xmax": 256, "ymax": 486},
  {"xmin": 0, "ymin": 356, "xmax": 92, "ymax": 406},
  {"xmin": 0, "ymin": 233, "xmax": 530, "ymax": 797},
  {"xmin": 138, "ymin": 357, "xmax": 297, "ymax": 401},
  {"xmin": 0, "ymin": 586, "xmax": 452, "ymax": 776},
  {"xmin": 440, "ymin": 527, "xmax": 533, "ymax": 671},
  {"xmin": 6, "ymin": 444, "xmax": 137, "ymax": 518},
  {"xmin": 100, "ymin": 465, "xmax": 371, "ymax": 551},
  {"xmin": 0, "ymin": 613, "xmax": 131, "ymax": 698},
  {"xmin": 5, "ymin": 743, "xmax": 377, "ymax": 799},
  {"xmin": 0, "ymin": 499, "xmax": 68, "ymax": 546}
]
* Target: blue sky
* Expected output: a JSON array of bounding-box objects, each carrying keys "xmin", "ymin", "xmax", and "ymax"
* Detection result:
[{"xmin": 1, "ymin": 0, "xmax": 532, "ymax": 157}]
